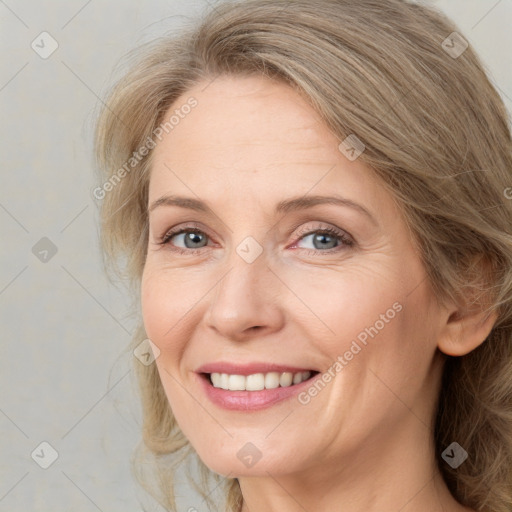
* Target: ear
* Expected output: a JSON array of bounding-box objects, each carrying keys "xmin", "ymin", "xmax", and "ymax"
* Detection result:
[
  {"xmin": 437, "ymin": 305, "xmax": 498, "ymax": 356},
  {"xmin": 437, "ymin": 256, "xmax": 499, "ymax": 356}
]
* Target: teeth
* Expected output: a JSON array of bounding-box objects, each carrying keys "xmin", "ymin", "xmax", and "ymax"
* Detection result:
[
  {"xmin": 264, "ymin": 372, "xmax": 280, "ymax": 389},
  {"xmin": 228, "ymin": 374, "xmax": 246, "ymax": 391},
  {"xmin": 246, "ymin": 373, "xmax": 265, "ymax": 391},
  {"xmin": 279, "ymin": 372, "xmax": 293, "ymax": 387},
  {"xmin": 210, "ymin": 371, "xmax": 312, "ymax": 391}
]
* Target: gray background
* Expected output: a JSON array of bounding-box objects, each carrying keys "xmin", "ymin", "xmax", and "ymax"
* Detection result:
[{"xmin": 1, "ymin": 1, "xmax": 511, "ymax": 511}]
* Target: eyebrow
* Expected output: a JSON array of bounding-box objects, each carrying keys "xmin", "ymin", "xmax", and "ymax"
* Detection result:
[{"xmin": 148, "ymin": 194, "xmax": 378, "ymax": 226}]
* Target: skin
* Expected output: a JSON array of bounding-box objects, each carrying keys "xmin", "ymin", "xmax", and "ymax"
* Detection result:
[{"xmin": 141, "ymin": 74, "xmax": 496, "ymax": 512}]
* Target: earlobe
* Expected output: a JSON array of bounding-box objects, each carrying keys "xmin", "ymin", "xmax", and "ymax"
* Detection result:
[{"xmin": 437, "ymin": 305, "xmax": 499, "ymax": 357}]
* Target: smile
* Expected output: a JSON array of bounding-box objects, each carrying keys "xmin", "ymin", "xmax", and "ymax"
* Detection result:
[
  {"xmin": 209, "ymin": 371, "xmax": 314, "ymax": 391},
  {"xmin": 195, "ymin": 363, "xmax": 321, "ymax": 410}
]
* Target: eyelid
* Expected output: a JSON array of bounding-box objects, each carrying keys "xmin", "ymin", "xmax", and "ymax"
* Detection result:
[
  {"xmin": 155, "ymin": 220, "xmax": 354, "ymax": 254},
  {"xmin": 291, "ymin": 222, "xmax": 353, "ymax": 242},
  {"xmin": 287, "ymin": 224, "xmax": 354, "ymax": 253},
  {"xmin": 158, "ymin": 221, "xmax": 214, "ymax": 245}
]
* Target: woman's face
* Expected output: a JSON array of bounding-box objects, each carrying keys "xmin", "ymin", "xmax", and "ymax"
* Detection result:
[{"xmin": 141, "ymin": 74, "xmax": 448, "ymax": 479}]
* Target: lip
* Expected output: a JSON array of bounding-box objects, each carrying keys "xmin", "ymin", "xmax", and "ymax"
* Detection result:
[
  {"xmin": 195, "ymin": 362, "xmax": 320, "ymax": 411},
  {"xmin": 196, "ymin": 362, "xmax": 317, "ymax": 375}
]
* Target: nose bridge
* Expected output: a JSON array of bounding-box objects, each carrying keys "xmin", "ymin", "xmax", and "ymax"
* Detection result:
[{"xmin": 204, "ymin": 240, "xmax": 283, "ymax": 338}]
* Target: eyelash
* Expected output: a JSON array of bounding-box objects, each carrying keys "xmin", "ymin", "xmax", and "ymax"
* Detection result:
[{"xmin": 156, "ymin": 222, "xmax": 354, "ymax": 256}]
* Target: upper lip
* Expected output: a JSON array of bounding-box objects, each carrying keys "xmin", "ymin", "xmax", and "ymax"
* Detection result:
[{"xmin": 196, "ymin": 362, "xmax": 317, "ymax": 376}]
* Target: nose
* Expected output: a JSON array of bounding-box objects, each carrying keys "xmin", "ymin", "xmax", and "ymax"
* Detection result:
[{"xmin": 203, "ymin": 252, "xmax": 285, "ymax": 342}]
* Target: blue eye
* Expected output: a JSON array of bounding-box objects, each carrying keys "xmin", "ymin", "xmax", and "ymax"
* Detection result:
[
  {"xmin": 158, "ymin": 226, "xmax": 210, "ymax": 255},
  {"xmin": 293, "ymin": 226, "xmax": 353, "ymax": 252},
  {"xmin": 157, "ymin": 223, "xmax": 354, "ymax": 255}
]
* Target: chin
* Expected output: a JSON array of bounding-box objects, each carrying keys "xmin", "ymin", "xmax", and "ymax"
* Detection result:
[{"xmin": 194, "ymin": 441, "xmax": 305, "ymax": 478}]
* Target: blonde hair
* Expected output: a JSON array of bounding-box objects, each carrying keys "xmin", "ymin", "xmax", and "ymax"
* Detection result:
[{"xmin": 94, "ymin": 1, "xmax": 512, "ymax": 510}]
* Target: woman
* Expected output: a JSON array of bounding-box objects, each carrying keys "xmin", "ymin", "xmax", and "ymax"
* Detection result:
[{"xmin": 94, "ymin": 1, "xmax": 512, "ymax": 511}]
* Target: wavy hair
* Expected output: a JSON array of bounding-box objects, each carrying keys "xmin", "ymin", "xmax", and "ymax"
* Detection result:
[{"xmin": 94, "ymin": 1, "xmax": 512, "ymax": 510}]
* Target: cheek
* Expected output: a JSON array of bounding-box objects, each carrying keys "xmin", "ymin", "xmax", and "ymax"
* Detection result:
[
  {"xmin": 141, "ymin": 272, "xmax": 166, "ymax": 342},
  {"xmin": 284, "ymin": 262, "xmax": 404, "ymax": 354},
  {"xmin": 141, "ymin": 265, "xmax": 213, "ymax": 368},
  {"xmin": 288, "ymin": 260, "xmax": 432, "ymax": 410},
  {"xmin": 140, "ymin": 269, "xmax": 188, "ymax": 350},
  {"xmin": 141, "ymin": 265, "xmax": 192, "ymax": 334},
  {"xmin": 334, "ymin": 278, "xmax": 439, "ymax": 419}
]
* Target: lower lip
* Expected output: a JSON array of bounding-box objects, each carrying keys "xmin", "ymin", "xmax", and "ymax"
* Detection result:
[{"xmin": 196, "ymin": 373, "xmax": 319, "ymax": 411}]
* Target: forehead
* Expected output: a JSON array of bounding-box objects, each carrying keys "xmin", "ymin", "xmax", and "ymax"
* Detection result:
[
  {"xmin": 154, "ymin": 75, "xmax": 335, "ymax": 161},
  {"xmin": 148, "ymin": 74, "xmax": 385, "ymax": 214}
]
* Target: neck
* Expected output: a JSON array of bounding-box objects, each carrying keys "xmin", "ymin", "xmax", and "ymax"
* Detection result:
[{"xmin": 238, "ymin": 418, "xmax": 468, "ymax": 512}]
